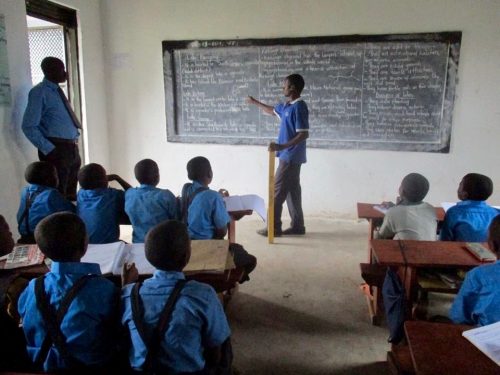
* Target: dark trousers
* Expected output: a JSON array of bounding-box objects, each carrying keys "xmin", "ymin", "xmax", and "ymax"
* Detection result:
[
  {"xmin": 38, "ymin": 139, "xmax": 81, "ymax": 201},
  {"xmin": 274, "ymin": 160, "xmax": 304, "ymax": 231}
]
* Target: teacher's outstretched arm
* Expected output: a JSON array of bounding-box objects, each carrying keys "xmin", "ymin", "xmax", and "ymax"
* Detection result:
[{"xmin": 246, "ymin": 96, "xmax": 275, "ymax": 116}]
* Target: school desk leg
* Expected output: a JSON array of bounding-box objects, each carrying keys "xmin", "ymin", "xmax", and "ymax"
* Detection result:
[{"xmin": 268, "ymin": 151, "xmax": 275, "ymax": 244}]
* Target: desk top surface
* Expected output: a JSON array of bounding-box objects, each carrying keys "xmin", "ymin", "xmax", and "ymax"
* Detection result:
[
  {"xmin": 405, "ymin": 321, "xmax": 499, "ymax": 375},
  {"xmin": 371, "ymin": 239, "xmax": 490, "ymax": 268},
  {"xmin": 357, "ymin": 202, "xmax": 445, "ymax": 221}
]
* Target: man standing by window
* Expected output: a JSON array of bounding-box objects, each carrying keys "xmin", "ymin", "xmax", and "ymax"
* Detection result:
[{"xmin": 22, "ymin": 57, "xmax": 81, "ymax": 201}]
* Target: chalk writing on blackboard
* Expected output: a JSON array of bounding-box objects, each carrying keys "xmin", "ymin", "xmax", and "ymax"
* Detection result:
[{"xmin": 163, "ymin": 33, "xmax": 461, "ymax": 153}]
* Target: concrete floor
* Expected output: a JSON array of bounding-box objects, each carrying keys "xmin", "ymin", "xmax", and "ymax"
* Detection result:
[{"xmin": 224, "ymin": 218, "xmax": 390, "ymax": 375}]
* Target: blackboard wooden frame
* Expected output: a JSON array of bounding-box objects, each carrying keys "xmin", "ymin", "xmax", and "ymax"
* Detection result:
[{"xmin": 162, "ymin": 32, "xmax": 461, "ymax": 153}]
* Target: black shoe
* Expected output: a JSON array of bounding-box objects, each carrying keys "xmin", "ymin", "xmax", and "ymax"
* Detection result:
[
  {"xmin": 257, "ymin": 228, "xmax": 282, "ymax": 237},
  {"xmin": 282, "ymin": 227, "xmax": 306, "ymax": 235}
]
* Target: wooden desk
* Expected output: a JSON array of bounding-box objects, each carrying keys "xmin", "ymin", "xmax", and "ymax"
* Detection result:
[
  {"xmin": 371, "ymin": 239, "xmax": 489, "ymax": 304},
  {"xmin": 0, "ymin": 262, "xmax": 244, "ymax": 294},
  {"xmin": 404, "ymin": 321, "xmax": 499, "ymax": 375},
  {"xmin": 357, "ymin": 203, "xmax": 445, "ymax": 260}
]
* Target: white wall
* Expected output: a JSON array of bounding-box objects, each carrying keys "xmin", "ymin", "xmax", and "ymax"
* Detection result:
[{"xmin": 0, "ymin": 0, "xmax": 35, "ymax": 231}]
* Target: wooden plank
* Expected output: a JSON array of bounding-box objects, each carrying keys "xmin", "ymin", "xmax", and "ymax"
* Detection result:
[{"xmin": 268, "ymin": 150, "xmax": 275, "ymax": 244}]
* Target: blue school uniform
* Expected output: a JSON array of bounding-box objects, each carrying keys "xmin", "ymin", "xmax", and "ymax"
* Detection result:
[
  {"xmin": 77, "ymin": 188, "xmax": 124, "ymax": 244},
  {"xmin": 16, "ymin": 184, "xmax": 75, "ymax": 236},
  {"xmin": 22, "ymin": 78, "xmax": 80, "ymax": 155},
  {"xmin": 186, "ymin": 181, "xmax": 230, "ymax": 240},
  {"xmin": 125, "ymin": 184, "xmax": 177, "ymax": 243},
  {"xmin": 450, "ymin": 261, "xmax": 500, "ymax": 326},
  {"xmin": 440, "ymin": 200, "xmax": 499, "ymax": 242},
  {"xmin": 18, "ymin": 262, "xmax": 119, "ymax": 372},
  {"xmin": 274, "ymin": 98, "xmax": 309, "ymax": 164},
  {"xmin": 121, "ymin": 270, "xmax": 231, "ymax": 373}
]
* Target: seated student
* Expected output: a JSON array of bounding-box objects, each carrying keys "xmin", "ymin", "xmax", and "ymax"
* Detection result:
[
  {"xmin": 440, "ymin": 173, "xmax": 499, "ymax": 242},
  {"xmin": 376, "ymin": 173, "xmax": 437, "ymax": 240},
  {"xmin": 77, "ymin": 163, "xmax": 131, "ymax": 244},
  {"xmin": 125, "ymin": 159, "xmax": 177, "ymax": 243},
  {"xmin": 16, "ymin": 161, "xmax": 74, "ymax": 244},
  {"xmin": 17, "ymin": 212, "xmax": 120, "ymax": 373},
  {"xmin": 181, "ymin": 156, "xmax": 257, "ymax": 281},
  {"xmin": 0, "ymin": 215, "xmax": 15, "ymax": 256},
  {"xmin": 450, "ymin": 214, "xmax": 500, "ymax": 326},
  {"xmin": 121, "ymin": 220, "xmax": 232, "ymax": 374}
]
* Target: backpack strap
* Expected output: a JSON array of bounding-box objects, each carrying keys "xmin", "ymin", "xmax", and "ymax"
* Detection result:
[
  {"xmin": 34, "ymin": 274, "xmax": 98, "ymax": 369},
  {"xmin": 131, "ymin": 279, "xmax": 188, "ymax": 373},
  {"xmin": 180, "ymin": 183, "xmax": 208, "ymax": 224},
  {"xmin": 18, "ymin": 191, "xmax": 40, "ymax": 236}
]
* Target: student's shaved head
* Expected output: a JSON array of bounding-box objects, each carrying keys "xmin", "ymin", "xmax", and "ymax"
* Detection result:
[
  {"xmin": 187, "ymin": 156, "xmax": 212, "ymax": 182},
  {"xmin": 134, "ymin": 159, "xmax": 160, "ymax": 186},
  {"xmin": 78, "ymin": 163, "xmax": 107, "ymax": 190},
  {"xmin": 145, "ymin": 220, "xmax": 190, "ymax": 271},
  {"xmin": 400, "ymin": 173, "xmax": 430, "ymax": 203},
  {"xmin": 35, "ymin": 212, "xmax": 87, "ymax": 262},
  {"xmin": 488, "ymin": 215, "xmax": 500, "ymax": 256},
  {"xmin": 25, "ymin": 161, "xmax": 58, "ymax": 188},
  {"xmin": 459, "ymin": 173, "xmax": 493, "ymax": 201}
]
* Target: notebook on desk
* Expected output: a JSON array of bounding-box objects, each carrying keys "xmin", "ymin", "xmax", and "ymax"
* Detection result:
[
  {"xmin": 465, "ymin": 243, "xmax": 497, "ymax": 262},
  {"xmin": 462, "ymin": 321, "xmax": 500, "ymax": 366}
]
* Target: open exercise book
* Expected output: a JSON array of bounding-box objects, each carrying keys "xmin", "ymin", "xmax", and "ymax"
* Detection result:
[
  {"xmin": 224, "ymin": 194, "xmax": 267, "ymax": 222},
  {"xmin": 462, "ymin": 321, "xmax": 500, "ymax": 366},
  {"xmin": 82, "ymin": 240, "xmax": 234, "ymax": 275}
]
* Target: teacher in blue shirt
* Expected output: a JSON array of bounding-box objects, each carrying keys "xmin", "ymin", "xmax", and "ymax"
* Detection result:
[
  {"xmin": 22, "ymin": 57, "xmax": 81, "ymax": 201},
  {"xmin": 247, "ymin": 73, "xmax": 309, "ymax": 237}
]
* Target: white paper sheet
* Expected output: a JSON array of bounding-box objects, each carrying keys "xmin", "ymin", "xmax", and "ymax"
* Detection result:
[
  {"xmin": 82, "ymin": 242, "xmax": 127, "ymax": 275},
  {"xmin": 462, "ymin": 321, "xmax": 500, "ymax": 366},
  {"xmin": 124, "ymin": 243, "xmax": 154, "ymax": 275},
  {"xmin": 224, "ymin": 194, "xmax": 267, "ymax": 222}
]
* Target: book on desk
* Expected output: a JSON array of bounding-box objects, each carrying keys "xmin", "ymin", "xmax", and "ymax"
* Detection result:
[
  {"xmin": 2, "ymin": 240, "xmax": 235, "ymax": 276},
  {"xmin": 82, "ymin": 240, "xmax": 234, "ymax": 275},
  {"xmin": 462, "ymin": 321, "xmax": 500, "ymax": 366},
  {"xmin": 2, "ymin": 244, "xmax": 45, "ymax": 269}
]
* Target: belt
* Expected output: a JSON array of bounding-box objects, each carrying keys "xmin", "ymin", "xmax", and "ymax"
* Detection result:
[{"xmin": 48, "ymin": 137, "xmax": 78, "ymax": 145}]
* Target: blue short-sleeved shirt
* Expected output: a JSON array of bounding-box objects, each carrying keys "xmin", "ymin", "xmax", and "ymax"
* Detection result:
[
  {"xmin": 16, "ymin": 184, "xmax": 75, "ymax": 236},
  {"xmin": 440, "ymin": 201, "xmax": 500, "ymax": 242},
  {"xmin": 450, "ymin": 260, "xmax": 500, "ymax": 326},
  {"xmin": 121, "ymin": 271, "xmax": 231, "ymax": 373},
  {"xmin": 125, "ymin": 185, "xmax": 177, "ymax": 243},
  {"xmin": 77, "ymin": 188, "xmax": 124, "ymax": 244},
  {"xmin": 274, "ymin": 98, "xmax": 309, "ymax": 164},
  {"xmin": 22, "ymin": 78, "xmax": 80, "ymax": 155},
  {"xmin": 18, "ymin": 262, "xmax": 119, "ymax": 372},
  {"xmin": 186, "ymin": 181, "xmax": 230, "ymax": 240}
]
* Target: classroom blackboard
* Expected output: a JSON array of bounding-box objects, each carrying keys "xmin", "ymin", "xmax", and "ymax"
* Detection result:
[{"xmin": 162, "ymin": 32, "xmax": 461, "ymax": 152}]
